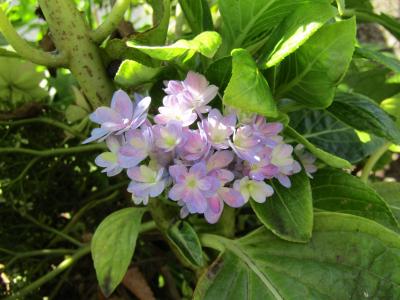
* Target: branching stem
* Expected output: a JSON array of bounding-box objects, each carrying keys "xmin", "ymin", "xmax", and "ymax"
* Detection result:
[
  {"xmin": 0, "ymin": 144, "xmax": 105, "ymax": 157},
  {"xmin": 360, "ymin": 142, "xmax": 391, "ymax": 182},
  {"xmin": 90, "ymin": 0, "xmax": 131, "ymax": 43},
  {"xmin": 0, "ymin": 8, "xmax": 67, "ymax": 67}
]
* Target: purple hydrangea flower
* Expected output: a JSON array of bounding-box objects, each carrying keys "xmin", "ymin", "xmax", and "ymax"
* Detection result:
[
  {"xmin": 295, "ymin": 144, "xmax": 317, "ymax": 178},
  {"xmin": 153, "ymin": 121, "xmax": 184, "ymax": 152},
  {"xmin": 94, "ymin": 136, "xmax": 124, "ymax": 176},
  {"xmin": 230, "ymin": 125, "xmax": 261, "ymax": 162},
  {"xmin": 83, "ymin": 90, "xmax": 151, "ymax": 143},
  {"xmin": 154, "ymin": 96, "xmax": 197, "ymax": 127},
  {"xmin": 233, "ymin": 176, "xmax": 274, "ymax": 203},
  {"xmin": 168, "ymin": 162, "xmax": 220, "ymax": 213},
  {"xmin": 127, "ymin": 164, "xmax": 168, "ymax": 205},
  {"xmin": 177, "ymin": 128, "xmax": 210, "ymax": 162},
  {"xmin": 270, "ymin": 143, "xmax": 301, "ymax": 187},
  {"xmin": 181, "ymin": 71, "xmax": 218, "ymax": 114},
  {"xmin": 201, "ymin": 109, "xmax": 236, "ymax": 149},
  {"xmin": 252, "ymin": 116, "xmax": 283, "ymax": 147},
  {"xmin": 118, "ymin": 125, "xmax": 153, "ymax": 168}
]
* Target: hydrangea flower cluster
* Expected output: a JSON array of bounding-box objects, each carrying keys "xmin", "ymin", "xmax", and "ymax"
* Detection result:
[{"xmin": 84, "ymin": 71, "xmax": 316, "ymax": 223}]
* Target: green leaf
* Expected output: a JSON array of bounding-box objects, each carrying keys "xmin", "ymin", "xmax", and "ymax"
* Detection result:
[
  {"xmin": 372, "ymin": 182, "xmax": 400, "ymax": 223},
  {"xmin": 289, "ymin": 109, "xmax": 385, "ymax": 163},
  {"xmin": 251, "ymin": 171, "xmax": 313, "ymax": 242},
  {"xmin": 275, "ymin": 18, "xmax": 356, "ymax": 108},
  {"xmin": 381, "ymin": 93, "xmax": 400, "ymax": 127},
  {"xmin": 65, "ymin": 105, "xmax": 88, "ymax": 123},
  {"xmin": 285, "ymin": 126, "xmax": 352, "ymax": 168},
  {"xmin": 167, "ymin": 220, "xmax": 205, "ymax": 268},
  {"xmin": 218, "ymin": 0, "xmax": 329, "ymax": 55},
  {"xmin": 127, "ymin": 31, "xmax": 222, "ymax": 62},
  {"xmin": 178, "ymin": 0, "xmax": 213, "ymax": 34},
  {"xmin": 114, "ymin": 60, "xmax": 161, "ymax": 88},
  {"xmin": 260, "ymin": 2, "xmax": 335, "ymax": 68},
  {"xmin": 312, "ymin": 169, "xmax": 398, "ymax": 231},
  {"xmin": 196, "ymin": 212, "xmax": 400, "ymax": 299},
  {"xmin": 91, "ymin": 208, "xmax": 146, "ymax": 297},
  {"xmin": 205, "ymin": 56, "xmax": 232, "ymax": 92},
  {"xmin": 355, "ymin": 46, "xmax": 400, "ymax": 73},
  {"xmin": 328, "ymin": 92, "xmax": 400, "ymax": 145},
  {"xmin": 223, "ymin": 48, "xmax": 278, "ymax": 117},
  {"xmin": 134, "ymin": 0, "xmax": 170, "ymax": 45}
]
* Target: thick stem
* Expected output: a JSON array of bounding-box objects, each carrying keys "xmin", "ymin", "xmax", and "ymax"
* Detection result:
[
  {"xmin": 0, "ymin": 144, "xmax": 106, "ymax": 157},
  {"xmin": 4, "ymin": 245, "xmax": 91, "ymax": 300},
  {"xmin": 38, "ymin": 0, "xmax": 114, "ymax": 108},
  {"xmin": 148, "ymin": 200, "xmax": 197, "ymax": 270},
  {"xmin": 360, "ymin": 142, "xmax": 391, "ymax": 182},
  {"xmin": 90, "ymin": 0, "xmax": 130, "ymax": 44},
  {"xmin": 0, "ymin": 117, "xmax": 85, "ymax": 138},
  {"xmin": 0, "ymin": 8, "xmax": 67, "ymax": 67}
]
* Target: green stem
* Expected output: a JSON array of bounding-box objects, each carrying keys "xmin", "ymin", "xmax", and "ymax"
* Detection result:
[
  {"xmin": 0, "ymin": 143, "xmax": 105, "ymax": 157},
  {"xmin": 0, "ymin": 117, "xmax": 85, "ymax": 138},
  {"xmin": 7, "ymin": 249, "xmax": 75, "ymax": 268},
  {"xmin": 148, "ymin": 200, "xmax": 196, "ymax": 269},
  {"xmin": 139, "ymin": 220, "xmax": 157, "ymax": 233},
  {"xmin": 62, "ymin": 191, "xmax": 119, "ymax": 235},
  {"xmin": 22, "ymin": 213, "xmax": 83, "ymax": 247},
  {"xmin": 199, "ymin": 234, "xmax": 226, "ymax": 252},
  {"xmin": 90, "ymin": 0, "xmax": 130, "ymax": 43},
  {"xmin": 6, "ymin": 157, "xmax": 41, "ymax": 186},
  {"xmin": 360, "ymin": 142, "xmax": 391, "ymax": 182},
  {"xmin": 0, "ymin": 8, "xmax": 67, "ymax": 67},
  {"xmin": 4, "ymin": 245, "xmax": 91, "ymax": 300},
  {"xmin": 3, "ymin": 222, "xmax": 155, "ymax": 299},
  {"xmin": 38, "ymin": 0, "xmax": 114, "ymax": 107}
]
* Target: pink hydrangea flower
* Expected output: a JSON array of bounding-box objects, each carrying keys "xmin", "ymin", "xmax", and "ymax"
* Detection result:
[
  {"xmin": 154, "ymin": 96, "xmax": 197, "ymax": 127},
  {"xmin": 181, "ymin": 71, "xmax": 218, "ymax": 114},
  {"xmin": 233, "ymin": 176, "xmax": 274, "ymax": 203},
  {"xmin": 295, "ymin": 144, "xmax": 317, "ymax": 178},
  {"xmin": 230, "ymin": 125, "xmax": 261, "ymax": 162},
  {"xmin": 169, "ymin": 162, "xmax": 220, "ymax": 213},
  {"xmin": 83, "ymin": 90, "xmax": 150, "ymax": 143},
  {"xmin": 177, "ymin": 128, "xmax": 210, "ymax": 162},
  {"xmin": 201, "ymin": 109, "xmax": 236, "ymax": 149},
  {"xmin": 153, "ymin": 121, "xmax": 184, "ymax": 152},
  {"xmin": 127, "ymin": 164, "xmax": 168, "ymax": 205},
  {"xmin": 118, "ymin": 125, "xmax": 153, "ymax": 168},
  {"xmin": 94, "ymin": 136, "xmax": 123, "ymax": 176},
  {"xmin": 270, "ymin": 143, "xmax": 301, "ymax": 187},
  {"xmin": 252, "ymin": 116, "xmax": 283, "ymax": 147}
]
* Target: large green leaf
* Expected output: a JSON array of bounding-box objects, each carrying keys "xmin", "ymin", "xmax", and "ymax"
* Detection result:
[
  {"xmin": 312, "ymin": 169, "xmax": 398, "ymax": 231},
  {"xmin": 127, "ymin": 31, "xmax": 222, "ymax": 62},
  {"xmin": 284, "ymin": 126, "xmax": 351, "ymax": 168},
  {"xmin": 328, "ymin": 92, "xmax": 400, "ymax": 145},
  {"xmin": 91, "ymin": 208, "xmax": 146, "ymax": 297},
  {"xmin": 260, "ymin": 2, "xmax": 335, "ymax": 68},
  {"xmin": 355, "ymin": 46, "xmax": 400, "ymax": 74},
  {"xmin": 218, "ymin": 0, "xmax": 329, "ymax": 55},
  {"xmin": 178, "ymin": 0, "xmax": 213, "ymax": 34},
  {"xmin": 0, "ymin": 57, "xmax": 48, "ymax": 110},
  {"xmin": 223, "ymin": 48, "xmax": 278, "ymax": 117},
  {"xmin": 205, "ymin": 56, "xmax": 232, "ymax": 92},
  {"xmin": 289, "ymin": 109, "xmax": 385, "ymax": 163},
  {"xmin": 114, "ymin": 60, "xmax": 161, "ymax": 88},
  {"xmin": 275, "ymin": 18, "xmax": 356, "ymax": 108},
  {"xmin": 134, "ymin": 0, "xmax": 170, "ymax": 45},
  {"xmin": 381, "ymin": 93, "xmax": 400, "ymax": 127},
  {"xmin": 372, "ymin": 182, "xmax": 400, "ymax": 223},
  {"xmin": 167, "ymin": 220, "xmax": 205, "ymax": 268},
  {"xmin": 251, "ymin": 171, "xmax": 313, "ymax": 242},
  {"xmin": 196, "ymin": 212, "xmax": 400, "ymax": 299}
]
